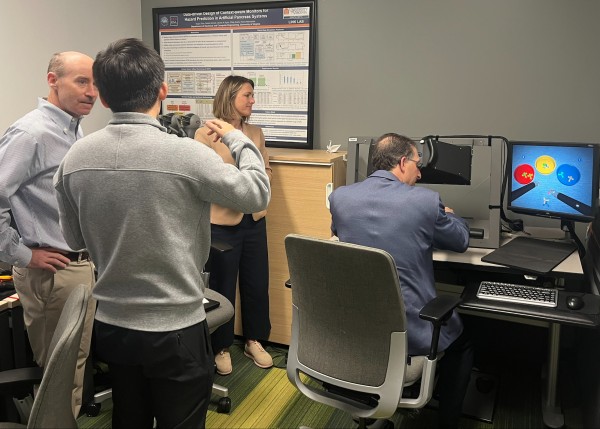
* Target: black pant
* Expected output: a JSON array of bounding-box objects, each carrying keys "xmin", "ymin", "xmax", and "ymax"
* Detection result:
[
  {"xmin": 210, "ymin": 215, "xmax": 271, "ymax": 350},
  {"xmin": 436, "ymin": 328, "xmax": 475, "ymax": 429},
  {"xmin": 94, "ymin": 320, "xmax": 214, "ymax": 429}
]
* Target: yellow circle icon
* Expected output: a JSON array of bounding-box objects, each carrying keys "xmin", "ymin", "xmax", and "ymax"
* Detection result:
[{"xmin": 535, "ymin": 155, "xmax": 556, "ymax": 175}]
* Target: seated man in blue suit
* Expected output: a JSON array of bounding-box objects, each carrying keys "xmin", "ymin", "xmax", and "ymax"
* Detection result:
[{"xmin": 329, "ymin": 132, "xmax": 474, "ymax": 429}]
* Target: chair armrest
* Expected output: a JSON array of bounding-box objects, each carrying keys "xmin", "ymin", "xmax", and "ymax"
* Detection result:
[
  {"xmin": 418, "ymin": 295, "xmax": 462, "ymax": 359},
  {"xmin": 0, "ymin": 366, "xmax": 43, "ymax": 395},
  {"xmin": 419, "ymin": 295, "xmax": 461, "ymax": 325},
  {"xmin": 203, "ymin": 240, "xmax": 233, "ymax": 278}
]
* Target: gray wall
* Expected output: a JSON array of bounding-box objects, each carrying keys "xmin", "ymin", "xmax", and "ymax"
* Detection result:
[
  {"xmin": 4, "ymin": 1, "xmax": 597, "ymax": 146},
  {"xmin": 142, "ymin": 0, "xmax": 600, "ymax": 150},
  {"xmin": 1, "ymin": 0, "xmax": 597, "ymax": 236},
  {"xmin": 0, "ymin": 0, "xmax": 143, "ymax": 135},
  {"xmin": 2, "ymin": 2, "xmax": 597, "ymax": 155}
]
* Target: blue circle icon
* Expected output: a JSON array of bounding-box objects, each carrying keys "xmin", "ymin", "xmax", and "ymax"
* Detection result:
[{"xmin": 556, "ymin": 164, "xmax": 580, "ymax": 186}]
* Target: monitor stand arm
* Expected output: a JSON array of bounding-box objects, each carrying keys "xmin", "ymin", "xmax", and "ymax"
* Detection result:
[{"xmin": 561, "ymin": 218, "xmax": 585, "ymax": 258}]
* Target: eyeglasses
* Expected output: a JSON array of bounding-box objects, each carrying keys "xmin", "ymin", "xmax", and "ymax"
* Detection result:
[{"xmin": 405, "ymin": 157, "xmax": 423, "ymax": 169}]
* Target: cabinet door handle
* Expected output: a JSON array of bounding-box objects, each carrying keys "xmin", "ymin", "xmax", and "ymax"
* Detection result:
[{"xmin": 325, "ymin": 183, "xmax": 333, "ymax": 209}]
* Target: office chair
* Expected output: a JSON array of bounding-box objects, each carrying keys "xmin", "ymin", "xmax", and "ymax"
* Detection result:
[
  {"xmin": 202, "ymin": 240, "xmax": 234, "ymax": 413},
  {"xmin": 0, "ymin": 285, "xmax": 90, "ymax": 428},
  {"xmin": 284, "ymin": 234, "xmax": 461, "ymax": 429},
  {"xmin": 204, "ymin": 288, "xmax": 234, "ymax": 413}
]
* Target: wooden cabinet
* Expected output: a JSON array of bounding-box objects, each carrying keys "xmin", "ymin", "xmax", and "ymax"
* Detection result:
[{"xmin": 234, "ymin": 148, "xmax": 346, "ymax": 345}]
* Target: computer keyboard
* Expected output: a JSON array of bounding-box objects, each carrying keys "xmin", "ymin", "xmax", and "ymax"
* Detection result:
[{"xmin": 476, "ymin": 281, "xmax": 558, "ymax": 308}]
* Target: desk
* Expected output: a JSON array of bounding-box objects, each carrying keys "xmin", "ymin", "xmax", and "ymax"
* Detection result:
[
  {"xmin": 433, "ymin": 229, "xmax": 600, "ymax": 429},
  {"xmin": 0, "ymin": 284, "xmax": 27, "ymax": 371}
]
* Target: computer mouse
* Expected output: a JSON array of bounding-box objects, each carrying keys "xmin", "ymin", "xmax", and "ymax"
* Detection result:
[{"xmin": 566, "ymin": 295, "xmax": 585, "ymax": 310}]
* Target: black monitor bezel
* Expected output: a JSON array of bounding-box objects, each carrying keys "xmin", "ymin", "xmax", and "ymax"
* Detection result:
[{"xmin": 507, "ymin": 140, "xmax": 600, "ymax": 223}]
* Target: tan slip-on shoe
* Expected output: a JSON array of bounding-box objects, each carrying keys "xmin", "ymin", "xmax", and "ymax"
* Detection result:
[
  {"xmin": 215, "ymin": 349, "xmax": 232, "ymax": 375},
  {"xmin": 244, "ymin": 340, "xmax": 273, "ymax": 369}
]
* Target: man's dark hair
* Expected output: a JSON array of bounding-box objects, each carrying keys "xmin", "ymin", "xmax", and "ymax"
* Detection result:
[
  {"xmin": 93, "ymin": 38, "xmax": 164, "ymax": 113},
  {"xmin": 371, "ymin": 133, "xmax": 417, "ymax": 171}
]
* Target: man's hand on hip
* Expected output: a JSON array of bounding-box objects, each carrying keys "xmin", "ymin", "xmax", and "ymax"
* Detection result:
[{"xmin": 28, "ymin": 248, "xmax": 70, "ymax": 273}]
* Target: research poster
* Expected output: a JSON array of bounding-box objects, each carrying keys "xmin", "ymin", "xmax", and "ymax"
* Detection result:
[{"xmin": 154, "ymin": 2, "xmax": 316, "ymax": 148}]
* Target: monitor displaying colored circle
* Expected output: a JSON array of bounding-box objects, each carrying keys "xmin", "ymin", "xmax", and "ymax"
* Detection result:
[{"xmin": 508, "ymin": 142, "xmax": 598, "ymax": 221}]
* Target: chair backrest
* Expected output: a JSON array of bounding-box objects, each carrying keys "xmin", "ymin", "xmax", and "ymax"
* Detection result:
[
  {"xmin": 204, "ymin": 288, "xmax": 234, "ymax": 334},
  {"xmin": 202, "ymin": 240, "xmax": 235, "ymax": 333},
  {"xmin": 27, "ymin": 285, "xmax": 91, "ymax": 429},
  {"xmin": 285, "ymin": 233, "xmax": 409, "ymax": 419}
]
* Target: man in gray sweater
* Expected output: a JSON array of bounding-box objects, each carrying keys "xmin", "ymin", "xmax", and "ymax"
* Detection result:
[{"xmin": 54, "ymin": 38, "xmax": 270, "ymax": 429}]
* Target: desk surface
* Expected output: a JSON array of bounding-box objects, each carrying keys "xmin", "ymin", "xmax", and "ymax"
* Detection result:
[
  {"xmin": 433, "ymin": 228, "xmax": 600, "ymax": 328},
  {"xmin": 433, "ymin": 228, "xmax": 597, "ymax": 429},
  {"xmin": 433, "ymin": 228, "xmax": 583, "ymax": 276},
  {"xmin": 460, "ymin": 287, "xmax": 600, "ymax": 328}
]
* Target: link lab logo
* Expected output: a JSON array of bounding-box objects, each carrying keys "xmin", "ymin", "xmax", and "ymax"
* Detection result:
[{"xmin": 283, "ymin": 7, "xmax": 310, "ymax": 19}]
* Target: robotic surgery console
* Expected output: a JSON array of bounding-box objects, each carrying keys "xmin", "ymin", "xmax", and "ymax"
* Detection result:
[{"xmin": 346, "ymin": 135, "xmax": 502, "ymax": 249}]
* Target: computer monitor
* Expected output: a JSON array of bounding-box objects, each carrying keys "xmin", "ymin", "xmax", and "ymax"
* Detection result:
[{"xmin": 507, "ymin": 141, "xmax": 600, "ymax": 223}]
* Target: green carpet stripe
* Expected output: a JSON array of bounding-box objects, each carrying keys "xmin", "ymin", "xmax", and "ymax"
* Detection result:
[
  {"xmin": 207, "ymin": 367, "xmax": 299, "ymax": 428},
  {"xmin": 274, "ymin": 395, "xmax": 337, "ymax": 429}
]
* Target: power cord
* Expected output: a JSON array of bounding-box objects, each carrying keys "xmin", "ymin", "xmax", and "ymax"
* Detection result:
[
  {"xmin": 269, "ymin": 346, "xmax": 289, "ymax": 369},
  {"xmin": 496, "ymin": 135, "xmax": 525, "ymax": 232}
]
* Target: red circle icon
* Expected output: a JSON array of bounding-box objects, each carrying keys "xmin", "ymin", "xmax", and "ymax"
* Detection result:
[{"xmin": 514, "ymin": 164, "xmax": 534, "ymax": 185}]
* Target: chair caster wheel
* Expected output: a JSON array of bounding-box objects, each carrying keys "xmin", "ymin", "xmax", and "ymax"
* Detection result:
[
  {"xmin": 217, "ymin": 397, "xmax": 231, "ymax": 413},
  {"xmin": 365, "ymin": 419, "xmax": 394, "ymax": 429},
  {"xmin": 382, "ymin": 419, "xmax": 395, "ymax": 429},
  {"xmin": 82, "ymin": 401, "xmax": 101, "ymax": 417}
]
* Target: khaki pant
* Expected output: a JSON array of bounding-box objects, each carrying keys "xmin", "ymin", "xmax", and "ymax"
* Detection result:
[{"xmin": 12, "ymin": 261, "xmax": 96, "ymax": 417}]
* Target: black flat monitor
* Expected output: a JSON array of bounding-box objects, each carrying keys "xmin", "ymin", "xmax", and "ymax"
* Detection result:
[{"xmin": 507, "ymin": 141, "xmax": 600, "ymax": 223}]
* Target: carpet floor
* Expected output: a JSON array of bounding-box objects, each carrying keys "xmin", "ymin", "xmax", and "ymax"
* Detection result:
[{"xmin": 78, "ymin": 337, "xmax": 579, "ymax": 429}]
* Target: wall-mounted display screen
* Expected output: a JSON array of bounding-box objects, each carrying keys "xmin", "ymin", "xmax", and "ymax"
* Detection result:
[{"xmin": 153, "ymin": 1, "xmax": 316, "ymax": 149}]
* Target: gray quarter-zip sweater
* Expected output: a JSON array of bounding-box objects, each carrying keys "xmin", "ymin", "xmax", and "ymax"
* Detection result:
[{"xmin": 54, "ymin": 112, "xmax": 270, "ymax": 332}]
